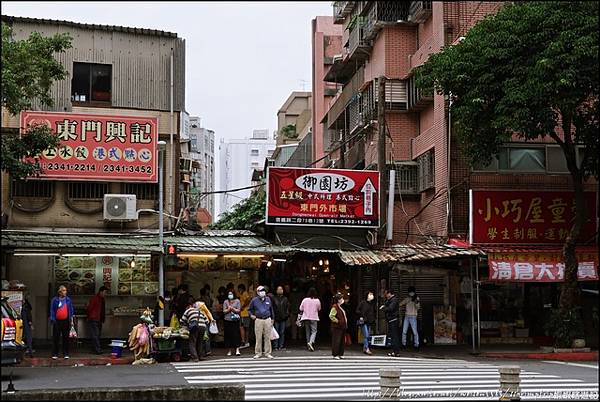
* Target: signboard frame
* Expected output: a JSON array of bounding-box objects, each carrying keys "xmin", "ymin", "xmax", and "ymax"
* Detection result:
[{"xmin": 266, "ymin": 166, "xmax": 380, "ymax": 229}]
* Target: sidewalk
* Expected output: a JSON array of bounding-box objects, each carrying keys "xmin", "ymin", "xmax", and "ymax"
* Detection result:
[{"xmin": 16, "ymin": 340, "xmax": 598, "ymax": 367}]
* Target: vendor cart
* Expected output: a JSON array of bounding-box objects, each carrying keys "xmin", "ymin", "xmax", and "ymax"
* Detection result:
[{"xmin": 150, "ymin": 333, "xmax": 190, "ymax": 362}]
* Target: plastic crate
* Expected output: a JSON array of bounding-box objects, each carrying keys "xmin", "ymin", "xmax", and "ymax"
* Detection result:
[{"xmin": 156, "ymin": 338, "xmax": 176, "ymax": 351}]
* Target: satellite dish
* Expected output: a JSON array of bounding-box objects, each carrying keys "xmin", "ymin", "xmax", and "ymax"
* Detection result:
[{"xmin": 106, "ymin": 197, "xmax": 127, "ymax": 217}]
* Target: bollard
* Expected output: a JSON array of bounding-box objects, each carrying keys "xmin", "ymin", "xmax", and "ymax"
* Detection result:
[
  {"xmin": 379, "ymin": 368, "xmax": 401, "ymax": 399},
  {"xmin": 499, "ymin": 365, "xmax": 521, "ymax": 401}
]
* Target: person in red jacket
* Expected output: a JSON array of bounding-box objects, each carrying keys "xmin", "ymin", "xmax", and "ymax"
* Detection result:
[{"xmin": 87, "ymin": 286, "xmax": 108, "ymax": 354}]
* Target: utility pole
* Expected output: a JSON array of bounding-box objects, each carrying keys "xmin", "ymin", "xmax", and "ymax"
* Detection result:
[{"xmin": 377, "ymin": 76, "xmax": 387, "ymax": 246}]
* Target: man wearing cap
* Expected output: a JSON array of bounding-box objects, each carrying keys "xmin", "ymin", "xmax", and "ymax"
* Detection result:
[
  {"xmin": 87, "ymin": 286, "xmax": 108, "ymax": 355},
  {"xmin": 248, "ymin": 285, "xmax": 275, "ymax": 359}
]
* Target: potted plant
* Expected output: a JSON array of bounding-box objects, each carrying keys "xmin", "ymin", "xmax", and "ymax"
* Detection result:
[
  {"xmin": 280, "ymin": 124, "xmax": 298, "ymax": 139},
  {"xmin": 544, "ymin": 308, "xmax": 585, "ymax": 350}
]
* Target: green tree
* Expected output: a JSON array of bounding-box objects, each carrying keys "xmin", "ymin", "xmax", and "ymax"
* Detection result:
[
  {"xmin": 415, "ymin": 2, "xmax": 598, "ymax": 346},
  {"xmin": 1, "ymin": 22, "xmax": 72, "ymax": 179},
  {"xmin": 210, "ymin": 189, "xmax": 266, "ymax": 230}
]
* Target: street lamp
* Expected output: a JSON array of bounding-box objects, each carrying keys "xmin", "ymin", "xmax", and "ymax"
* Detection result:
[{"xmin": 158, "ymin": 140, "xmax": 167, "ymax": 325}]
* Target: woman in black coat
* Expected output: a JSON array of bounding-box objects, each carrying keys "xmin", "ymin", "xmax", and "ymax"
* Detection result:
[{"xmin": 356, "ymin": 290, "xmax": 377, "ymax": 355}]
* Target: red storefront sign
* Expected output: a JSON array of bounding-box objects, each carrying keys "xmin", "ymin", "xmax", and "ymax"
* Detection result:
[
  {"xmin": 266, "ymin": 167, "xmax": 380, "ymax": 228},
  {"xmin": 488, "ymin": 251, "xmax": 598, "ymax": 282},
  {"xmin": 470, "ymin": 190, "xmax": 597, "ymax": 244},
  {"xmin": 21, "ymin": 111, "xmax": 158, "ymax": 182}
]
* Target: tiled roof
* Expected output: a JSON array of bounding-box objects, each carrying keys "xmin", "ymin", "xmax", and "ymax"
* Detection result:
[
  {"xmin": 1, "ymin": 15, "xmax": 178, "ymax": 38},
  {"xmin": 1, "ymin": 231, "xmax": 162, "ymax": 252},
  {"xmin": 168, "ymin": 235, "xmax": 271, "ymax": 253}
]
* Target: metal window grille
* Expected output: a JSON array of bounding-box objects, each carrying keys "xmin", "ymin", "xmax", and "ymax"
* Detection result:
[
  {"xmin": 67, "ymin": 182, "xmax": 109, "ymax": 200},
  {"xmin": 123, "ymin": 183, "xmax": 158, "ymax": 201},
  {"xmin": 11, "ymin": 180, "xmax": 54, "ymax": 198},
  {"xmin": 418, "ymin": 150, "xmax": 435, "ymax": 192},
  {"xmin": 393, "ymin": 162, "xmax": 419, "ymax": 194}
]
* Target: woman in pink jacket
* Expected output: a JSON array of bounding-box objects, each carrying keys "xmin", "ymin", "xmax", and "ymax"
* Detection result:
[{"xmin": 299, "ymin": 287, "xmax": 321, "ymax": 351}]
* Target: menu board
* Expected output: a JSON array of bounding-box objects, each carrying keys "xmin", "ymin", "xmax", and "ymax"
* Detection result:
[
  {"xmin": 187, "ymin": 256, "xmax": 260, "ymax": 272},
  {"xmin": 116, "ymin": 257, "xmax": 158, "ymax": 296},
  {"xmin": 54, "ymin": 256, "xmax": 98, "ymax": 296},
  {"xmin": 54, "ymin": 256, "xmax": 158, "ymax": 297},
  {"xmin": 433, "ymin": 305, "xmax": 457, "ymax": 345}
]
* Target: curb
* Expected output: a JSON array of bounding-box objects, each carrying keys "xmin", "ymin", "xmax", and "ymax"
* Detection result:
[
  {"xmin": 481, "ymin": 351, "xmax": 598, "ymax": 361},
  {"xmin": 18, "ymin": 356, "xmax": 135, "ymax": 367}
]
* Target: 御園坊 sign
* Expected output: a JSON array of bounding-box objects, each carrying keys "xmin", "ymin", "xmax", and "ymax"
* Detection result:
[
  {"xmin": 266, "ymin": 167, "xmax": 380, "ymax": 228},
  {"xmin": 21, "ymin": 111, "xmax": 158, "ymax": 182}
]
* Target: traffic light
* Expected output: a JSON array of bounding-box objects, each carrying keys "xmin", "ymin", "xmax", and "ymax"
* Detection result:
[
  {"xmin": 165, "ymin": 244, "xmax": 178, "ymax": 266},
  {"xmin": 165, "ymin": 244, "xmax": 177, "ymax": 256}
]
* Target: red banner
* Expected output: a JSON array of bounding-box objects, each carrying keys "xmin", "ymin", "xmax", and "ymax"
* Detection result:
[
  {"xmin": 488, "ymin": 251, "xmax": 598, "ymax": 282},
  {"xmin": 470, "ymin": 190, "xmax": 597, "ymax": 244},
  {"xmin": 21, "ymin": 111, "xmax": 158, "ymax": 182},
  {"xmin": 266, "ymin": 167, "xmax": 380, "ymax": 228}
]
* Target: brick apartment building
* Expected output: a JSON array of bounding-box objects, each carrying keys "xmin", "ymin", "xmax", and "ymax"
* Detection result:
[{"xmin": 315, "ymin": 2, "xmax": 598, "ymax": 347}]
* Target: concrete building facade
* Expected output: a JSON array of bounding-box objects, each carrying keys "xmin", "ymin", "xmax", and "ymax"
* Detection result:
[
  {"xmin": 217, "ymin": 130, "xmax": 275, "ymax": 217},
  {"xmin": 188, "ymin": 117, "xmax": 215, "ymax": 221}
]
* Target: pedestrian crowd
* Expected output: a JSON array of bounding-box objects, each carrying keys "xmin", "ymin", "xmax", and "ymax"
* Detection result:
[{"xmin": 31, "ymin": 281, "xmax": 420, "ymax": 361}]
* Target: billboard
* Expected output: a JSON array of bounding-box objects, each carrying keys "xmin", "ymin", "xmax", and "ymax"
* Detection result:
[
  {"xmin": 21, "ymin": 111, "xmax": 158, "ymax": 182},
  {"xmin": 266, "ymin": 167, "xmax": 380, "ymax": 228},
  {"xmin": 469, "ymin": 190, "xmax": 597, "ymax": 244}
]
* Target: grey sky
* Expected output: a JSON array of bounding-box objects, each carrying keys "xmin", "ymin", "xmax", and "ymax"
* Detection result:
[{"xmin": 1, "ymin": 1, "xmax": 331, "ymax": 139}]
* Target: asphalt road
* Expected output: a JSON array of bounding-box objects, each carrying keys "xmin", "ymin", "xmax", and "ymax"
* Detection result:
[{"xmin": 1, "ymin": 355, "xmax": 598, "ymax": 398}]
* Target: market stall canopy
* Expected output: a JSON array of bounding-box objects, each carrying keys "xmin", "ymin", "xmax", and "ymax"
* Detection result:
[
  {"xmin": 167, "ymin": 232, "xmax": 272, "ymax": 254},
  {"xmin": 1, "ymin": 230, "xmax": 162, "ymax": 253}
]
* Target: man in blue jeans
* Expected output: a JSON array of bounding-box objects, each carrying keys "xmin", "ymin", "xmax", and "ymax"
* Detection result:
[
  {"xmin": 272, "ymin": 286, "xmax": 289, "ymax": 350},
  {"xmin": 400, "ymin": 286, "xmax": 420, "ymax": 350}
]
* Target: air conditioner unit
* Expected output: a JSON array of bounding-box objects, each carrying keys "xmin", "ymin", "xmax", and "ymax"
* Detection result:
[{"xmin": 103, "ymin": 194, "xmax": 137, "ymax": 221}]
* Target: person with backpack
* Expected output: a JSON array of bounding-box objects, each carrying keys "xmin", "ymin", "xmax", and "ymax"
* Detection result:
[{"xmin": 180, "ymin": 298, "xmax": 208, "ymax": 362}]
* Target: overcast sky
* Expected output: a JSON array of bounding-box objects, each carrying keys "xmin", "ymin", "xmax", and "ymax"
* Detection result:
[{"xmin": 1, "ymin": 1, "xmax": 331, "ymax": 138}]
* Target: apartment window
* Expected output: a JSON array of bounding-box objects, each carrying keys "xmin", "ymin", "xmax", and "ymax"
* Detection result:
[
  {"xmin": 251, "ymin": 162, "xmax": 260, "ymax": 167},
  {"xmin": 417, "ymin": 150, "xmax": 435, "ymax": 192},
  {"xmin": 123, "ymin": 183, "xmax": 158, "ymax": 201},
  {"xmin": 67, "ymin": 182, "xmax": 109, "ymax": 200},
  {"xmin": 499, "ymin": 147, "xmax": 545, "ymax": 172},
  {"xmin": 71, "ymin": 63, "xmax": 112, "ymax": 103},
  {"xmin": 250, "ymin": 149, "xmax": 260, "ymax": 156},
  {"xmin": 11, "ymin": 180, "xmax": 54, "ymax": 198}
]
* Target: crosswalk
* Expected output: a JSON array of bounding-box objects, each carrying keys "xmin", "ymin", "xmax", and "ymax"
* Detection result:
[{"xmin": 172, "ymin": 355, "xmax": 599, "ymax": 400}]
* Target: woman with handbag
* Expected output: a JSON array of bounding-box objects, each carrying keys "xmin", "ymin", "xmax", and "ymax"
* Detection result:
[
  {"xmin": 356, "ymin": 291, "xmax": 377, "ymax": 355},
  {"xmin": 329, "ymin": 293, "xmax": 348, "ymax": 359},
  {"xmin": 223, "ymin": 290, "xmax": 242, "ymax": 356}
]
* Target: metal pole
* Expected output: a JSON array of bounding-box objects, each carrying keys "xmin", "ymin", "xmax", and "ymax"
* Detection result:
[
  {"xmin": 377, "ymin": 76, "xmax": 387, "ymax": 246},
  {"xmin": 168, "ymin": 47, "xmax": 174, "ymax": 231},
  {"xmin": 386, "ymin": 170, "xmax": 395, "ymax": 241},
  {"xmin": 158, "ymin": 141, "xmax": 166, "ymax": 326},
  {"xmin": 470, "ymin": 258, "xmax": 476, "ymax": 354},
  {"xmin": 475, "ymin": 257, "xmax": 481, "ymax": 351}
]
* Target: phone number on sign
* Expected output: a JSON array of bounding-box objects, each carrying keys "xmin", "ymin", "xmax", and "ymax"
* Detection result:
[{"xmin": 42, "ymin": 163, "xmax": 153, "ymax": 174}]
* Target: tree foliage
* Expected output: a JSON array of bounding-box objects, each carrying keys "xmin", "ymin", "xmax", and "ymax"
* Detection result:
[
  {"xmin": 210, "ymin": 189, "xmax": 266, "ymax": 230},
  {"xmin": 415, "ymin": 1, "xmax": 598, "ymax": 346},
  {"xmin": 1, "ymin": 22, "xmax": 72, "ymax": 179}
]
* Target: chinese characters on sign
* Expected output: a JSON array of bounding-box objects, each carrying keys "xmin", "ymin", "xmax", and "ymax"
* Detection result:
[
  {"xmin": 21, "ymin": 111, "xmax": 158, "ymax": 182},
  {"xmin": 488, "ymin": 251, "xmax": 598, "ymax": 282},
  {"xmin": 266, "ymin": 167, "xmax": 380, "ymax": 228},
  {"xmin": 470, "ymin": 191, "xmax": 597, "ymax": 244}
]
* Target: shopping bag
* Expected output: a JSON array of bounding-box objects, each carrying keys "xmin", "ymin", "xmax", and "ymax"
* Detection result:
[
  {"xmin": 169, "ymin": 314, "xmax": 180, "ymax": 329},
  {"xmin": 344, "ymin": 333, "xmax": 352, "ymax": 346},
  {"xmin": 296, "ymin": 313, "xmax": 303, "ymax": 328},
  {"xmin": 209, "ymin": 321, "xmax": 218, "ymax": 335},
  {"xmin": 69, "ymin": 324, "xmax": 78, "ymax": 339},
  {"xmin": 270, "ymin": 327, "xmax": 279, "ymax": 341}
]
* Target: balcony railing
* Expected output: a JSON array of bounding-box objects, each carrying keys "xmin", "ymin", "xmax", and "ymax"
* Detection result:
[
  {"xmin": 348, "ymin": 20, "xmax": 370, "ymax": 61},
  {"xmin": 363, "ymin": 2, "xmax": 411, "ymax": 41},
  {"xmin": 334, "ymin": 1, "xmax": 355, "ymax": 23},
  {"xmin": 407, "ymin": 75, "xmax": 433, "ymax": 111},
  {"xmin": 408, "ymin": 1, "xmax": 433, "ymax": 24}
]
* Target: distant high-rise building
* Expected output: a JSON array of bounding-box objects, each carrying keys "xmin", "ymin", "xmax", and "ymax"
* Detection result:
[
  {"xmin": 217, "ymin": 130, "xmax": 276, "ymax": 218},
  {"xmin": 189, "ymin": 117, "xmax": 215, "ymax": 221}
]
